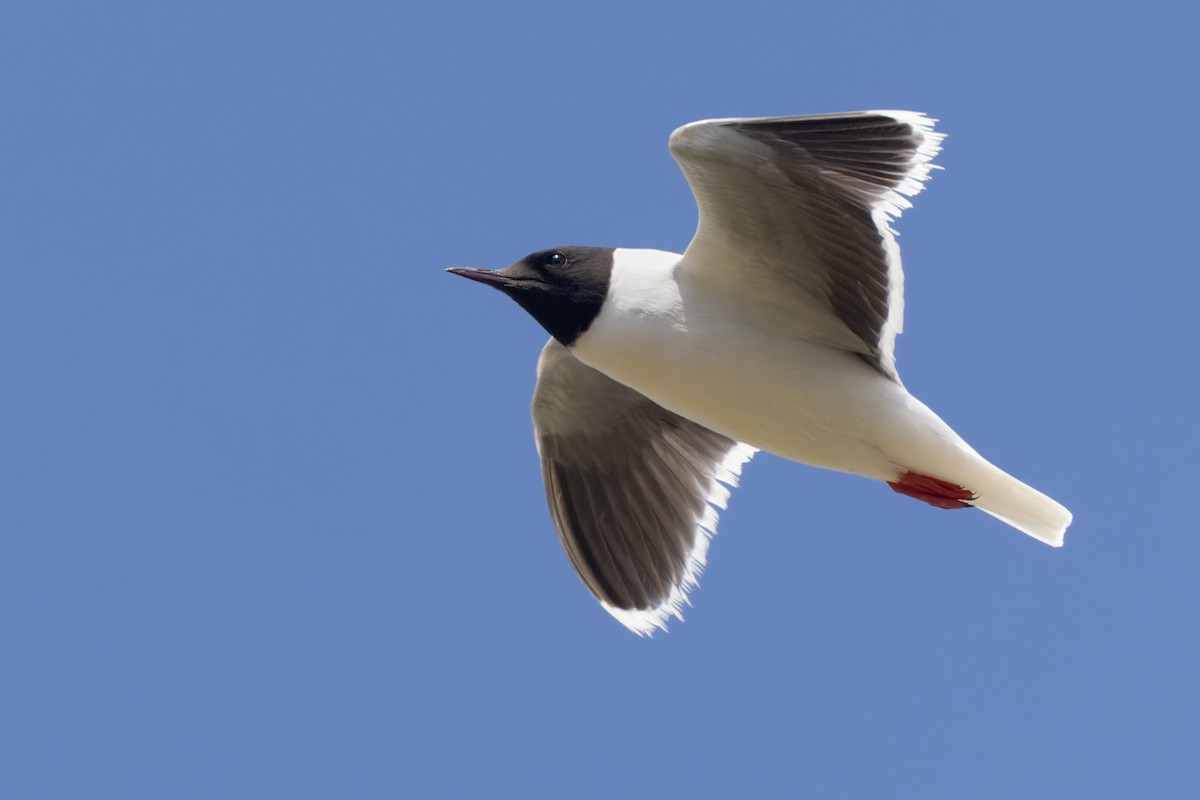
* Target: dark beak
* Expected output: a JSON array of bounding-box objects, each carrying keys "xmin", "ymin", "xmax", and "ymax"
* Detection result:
[{"xmin": 445, "ymin": 267, "xmax": 516, "ymax": 290}]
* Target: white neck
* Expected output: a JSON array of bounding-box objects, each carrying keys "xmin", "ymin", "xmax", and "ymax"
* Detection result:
[{"xmin": 602, "ymin": 247, "xmax": 684, "ymax": 320}]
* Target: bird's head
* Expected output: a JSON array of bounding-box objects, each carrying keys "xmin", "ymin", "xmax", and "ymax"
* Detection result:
[{"xmin": 447, "ymin": 246, "xmax": 614, "ymax": 346}]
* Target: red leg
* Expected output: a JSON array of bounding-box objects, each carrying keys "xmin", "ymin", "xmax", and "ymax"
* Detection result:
[{"xmin": 888, "ymin": 471, "xmax": 976, "ymax": 510}]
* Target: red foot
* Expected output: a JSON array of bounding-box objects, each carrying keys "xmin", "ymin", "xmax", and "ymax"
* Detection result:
[{"xmin": 888, "ymin": 471, "xmax": 976, "ymax": 509}]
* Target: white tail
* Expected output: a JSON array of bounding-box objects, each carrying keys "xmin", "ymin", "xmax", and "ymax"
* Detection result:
[{"xmin": 966, "ymin": 462, "xmax": 1072, "ymax": 546}]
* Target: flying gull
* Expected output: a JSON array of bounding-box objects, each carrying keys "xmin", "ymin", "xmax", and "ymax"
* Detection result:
[{"xmin": 448, "ymin": 111, "xmax": 1072, "ymax": 635}]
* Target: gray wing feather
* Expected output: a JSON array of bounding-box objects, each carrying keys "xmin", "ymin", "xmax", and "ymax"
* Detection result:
[
  {"xmin": 669, "ymin": 110, "xmax": 943, "ymax": 379},
  {"xmin": 532, "ymin": 340, "xmax": 755, "ymax": 635}
]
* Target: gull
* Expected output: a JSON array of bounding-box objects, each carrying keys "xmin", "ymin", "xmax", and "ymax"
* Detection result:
[{"xmin": 448, "ymin": 111, "xmax": 1072, "ymax": 635}]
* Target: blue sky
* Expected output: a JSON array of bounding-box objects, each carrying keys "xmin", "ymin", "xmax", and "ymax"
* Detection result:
[{"xmin": 2, "ymin": 1, "xmax": 1196, "ymax": 797}]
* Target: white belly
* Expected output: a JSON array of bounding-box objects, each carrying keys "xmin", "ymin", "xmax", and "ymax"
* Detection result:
[
  {"xmin": 572, "ymin": 257, "xmax": 985, "ymax": 483},
  {"xmin": 574, "ymin": 317, "xmax": 915, "ymax": 481}
]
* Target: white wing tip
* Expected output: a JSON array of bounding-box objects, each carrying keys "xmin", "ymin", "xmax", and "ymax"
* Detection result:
[
  {"xmin": 867, "ymin": 110, "xmax": 946, "ymax": 200},
  {"xmin": 602, "ymin": 442, "xmax": 757, "ymax": 637}
]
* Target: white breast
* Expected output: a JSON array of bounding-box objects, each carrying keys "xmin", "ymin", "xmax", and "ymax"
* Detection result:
[{"xmin": 571, "ymin": 248, "xmax": 927, "ymax": 482}]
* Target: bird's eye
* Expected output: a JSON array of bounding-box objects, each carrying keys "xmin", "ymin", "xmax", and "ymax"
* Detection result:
[{"xmin": 547, "ymin": 252, "xmax": 566, "ymax": 267}]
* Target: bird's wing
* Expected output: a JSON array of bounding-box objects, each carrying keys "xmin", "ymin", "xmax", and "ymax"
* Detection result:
[
  {"xmin": 669, "ymin": 110, "xmax": 943, "ymax": 379},
  {"xmin": 531, "ymin": 339, "xmax": 756, "ymax": 635}
]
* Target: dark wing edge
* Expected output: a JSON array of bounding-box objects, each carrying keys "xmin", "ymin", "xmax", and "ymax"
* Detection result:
[
  {"xmin": 669, "ymin": 110, "xmax": 945, "ymax": 379},
  {"xmin": 532, "ymin": 340, "xmax": 756, "ymax": 636}
]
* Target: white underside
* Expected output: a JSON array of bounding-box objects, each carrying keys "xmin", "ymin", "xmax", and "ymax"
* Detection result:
[
  {"xmin": 572, "ymin": 248, "xmax": 1072, "ymax": 546},
  {"xmin": 576, "ymin": 268, "xmax": 951, "ymax": 481}
]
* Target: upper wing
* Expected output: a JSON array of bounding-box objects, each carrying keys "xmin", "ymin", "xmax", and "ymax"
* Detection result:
[
  {"xmin": 669, "ymin": 111, "xmax": 944, "ymax": 379},
  {"xmin": 531, "ymin": 339, "xmax": 756, "ymax": 636}
]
